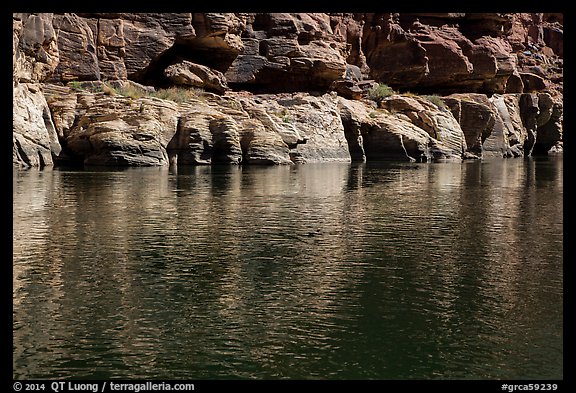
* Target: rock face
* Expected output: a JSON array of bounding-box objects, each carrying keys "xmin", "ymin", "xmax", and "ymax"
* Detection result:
[
  {"xmin": 13, "ymin": 13, "xmax": 563, "ymax": 168},
  {"xmin": 339, "ymin": 94, "xmax": 465, "ymax": 163},
  {"xmin": 224, "ymin": 13, "xmax": 348, "ymax": 92},
  {"xmin": 40, "ymin": 83, "xmax": 351, "ymax": 166},
  {"xmin": 13, "ymin": 82, "xmax": 61, "ymax": 167}
]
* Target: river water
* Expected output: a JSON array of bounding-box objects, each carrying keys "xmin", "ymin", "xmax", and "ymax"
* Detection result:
[{"xmin": 12, "ymin": 157, "xmax": 563, "ymax": 380}]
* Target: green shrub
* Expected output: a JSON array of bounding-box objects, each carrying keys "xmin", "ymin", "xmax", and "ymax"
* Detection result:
[
  {"xmin": 367, "ymin": 83, "xmax": 395, "ymax": 102},
  {"xmin": 105, "ymin": 84, "xmax": 203, "ymax": 103},
  {"xmin": 67, "ymin": 81, "xmax": 105, "ymax": 93},
  {"xmin": 423, "ymin": 94, "xmax": 447, "ymax": 110},
  {"xmin": 273, "ymin": 108, "xmax": 292, "ymax": 123},
  {"xmin": 66, "ymin": 81, "xmax": 204, "ymax": 104},
  {"xmin": 149, "ymin": 87, "xmax": 202, "ymax": 103},
  {"xmin": 68, "ymin": 81, "xmax": 83, "ymax": 90},
  {"xmin": 111, "ymin": 83, "xmax": 146, "ymax": 99}
]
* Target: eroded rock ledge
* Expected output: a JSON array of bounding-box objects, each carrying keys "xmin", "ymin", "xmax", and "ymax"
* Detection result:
[{"xmin": 13, "ymin": 13, "xmax": 563, "ymax": 168}]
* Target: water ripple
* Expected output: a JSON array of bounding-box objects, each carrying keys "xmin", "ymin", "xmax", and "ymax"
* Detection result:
[{"xmin": 13, "ymin": 159, "xmax": 563, "ymax": 379}]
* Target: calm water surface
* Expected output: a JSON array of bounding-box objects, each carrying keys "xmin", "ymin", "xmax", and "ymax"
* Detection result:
[{"xmin": 13, "ymin": 158, "xmax": 563, "ymax": 380}]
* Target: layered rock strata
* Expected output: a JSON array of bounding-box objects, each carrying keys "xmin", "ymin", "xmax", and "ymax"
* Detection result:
[{"xmin": 13, "ymin": 12, "xmax": 563, "ymax": 168}]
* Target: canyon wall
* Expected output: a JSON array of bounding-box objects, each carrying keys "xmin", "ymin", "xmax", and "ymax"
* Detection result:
[{"xmin": 13, "ymin": 13, "xmax": 563, "ymax": 168}]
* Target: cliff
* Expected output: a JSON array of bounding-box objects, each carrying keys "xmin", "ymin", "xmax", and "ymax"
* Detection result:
[{"xmin": 13, "ymin": 13, "xmax": 563, "ymax": 168}]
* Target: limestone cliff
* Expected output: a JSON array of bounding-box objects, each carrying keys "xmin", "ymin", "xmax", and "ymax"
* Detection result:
[{"xmin": 13, "ymin": 13, "xmax": 563, "ymax": 168}]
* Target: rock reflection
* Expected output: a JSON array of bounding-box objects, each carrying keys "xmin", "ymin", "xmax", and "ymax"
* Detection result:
[{"xmin": 13, "ymin": 158, "xmax": 562, "ymax": 379}]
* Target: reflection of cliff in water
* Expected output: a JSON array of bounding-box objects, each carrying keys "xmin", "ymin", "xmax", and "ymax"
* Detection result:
[{"xmin": 13, "ymin": 158, "xmax": 563, "ymax": 379}]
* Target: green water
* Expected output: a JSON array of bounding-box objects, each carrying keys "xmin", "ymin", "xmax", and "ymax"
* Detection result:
[{"xmin": 12, "ymin": 157, "xmax": 563, "ymax": 380}]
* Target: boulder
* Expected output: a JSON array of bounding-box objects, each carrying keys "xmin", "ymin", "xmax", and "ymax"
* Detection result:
[
  {"xmin": 505, "ymin": 72, "xmax": 524, "ymax": 93},
  {"xmin": 42, "ymin": 84, "xmax": 78, "ymax": 141},
  {"xmin": 13, "ymin": 82, "xmax": 61, "ymax": 168},
  {"xmin": 489, "ymin": 94, "xmax": 524, "ymax": 157},
  {"xmin": 164, "ymin": 60, "xmax": 228, "ymax": 93},
  {"xmin": 238, "ymin": 119, "xmax": 292, "ymax": 165},
  {"xmin": 209, "ymin": 117, "xmax": 243, "ymax": 164},
  {"xmin": 444, "ymin": 93, "xmax": 496, "ymax": 157},
  {"xmin": 65, "ymin": 94, "xmax": 179, "ymax": 166},
  {"xmin": 363, "ymin": 114, "xmax": 432, "ymax": 162},
  {"xmin": 520, "ymin": 72, "xmax": 547, "ymax": 92},
  {"xmin": 275, "ymin": 93, "xmax": 350, "ymax": 162},
  {"xmin": 500, "ymin": 94, "xmax": 528, "ymax": 156},
  {"xmin": 240, "ymin": 92, "xmax": 350, "ymax": 162},
  {"xmin": 167, "ymin": 102, "xmax": 219, "ymax": 165},
  {"xmin": 519, "ymin": 93, "xmax": 539, "ymax": 156},
  {"xmin": 337, "ymin": 98, "xmax": 371, "ymax": 162},
  {"xmin": 534, "ymin": 97, "xmax": 563, "ymax": 154},
  {"xmin": 379, "ymin": 94, "xmax": 466, "ymax": 158},
  {"xmin": 338, "ymin": 95, "xmax": 463, "ymax": 162},
  {"xmin": 410, "ymin": 24, "xmax": 474, "ymax": 88}
]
